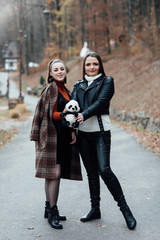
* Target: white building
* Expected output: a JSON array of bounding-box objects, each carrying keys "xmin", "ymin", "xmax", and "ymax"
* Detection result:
[
  {"xmin": 3, "ymin": 42, "xmax": 19, "ymax": 71},
  {"xmin": 80, "ymin": 41, "xmax": 90, "ymax": 57}
]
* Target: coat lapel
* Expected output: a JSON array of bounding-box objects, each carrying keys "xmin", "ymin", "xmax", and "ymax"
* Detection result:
[
  {"xmin": 79, "ymin": 80, "xmax": 88, "ymax": 91},
  {"xmin": 87, "ymin": 79, "xmax": 101, "ymax": 90},
  {"xmin": 85, "ymin": 78, "xmax": 103, "ymax": 94},
  {"xmin": 79, "ymin": 78, "xmax": 102, "ymax": 92}
]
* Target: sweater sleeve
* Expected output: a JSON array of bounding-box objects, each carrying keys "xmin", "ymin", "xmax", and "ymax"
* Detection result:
[{"xmin": 52, "ymin": 101, "xmax": 64, "ymax": 120}]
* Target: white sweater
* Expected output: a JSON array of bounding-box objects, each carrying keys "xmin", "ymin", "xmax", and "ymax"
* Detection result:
[{"xmin": 79, "ymin": 74, "xmax": 111, "ymax": 132}]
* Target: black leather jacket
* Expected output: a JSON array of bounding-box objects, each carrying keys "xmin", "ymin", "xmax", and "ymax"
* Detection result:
[{"xmin": 72, "ymin": 76, "xmax": 114, "ymax": 121}]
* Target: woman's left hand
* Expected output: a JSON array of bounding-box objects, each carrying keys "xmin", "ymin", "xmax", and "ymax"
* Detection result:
[
  {"xmin": 70, "ymin": 131, "xmax": 76, "ymax": 144},
  {"xmin": 75, "ymin": 113, "xmax": 84, "ymax": 124}
]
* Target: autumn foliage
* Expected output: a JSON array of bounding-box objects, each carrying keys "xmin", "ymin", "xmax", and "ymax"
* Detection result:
[{"xmin": 44, "ymin": 0, "xmax": 160, "ymax": 61}]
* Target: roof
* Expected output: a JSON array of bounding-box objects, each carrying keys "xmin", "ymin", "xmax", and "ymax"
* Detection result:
[{"xmin": 3, "ymin": 42, "xmax": 19, "ymax": 59}]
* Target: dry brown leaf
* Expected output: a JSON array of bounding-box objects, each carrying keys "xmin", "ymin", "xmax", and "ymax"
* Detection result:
[
  {"xmin": 101, "ymin": 225, "xmax": 107, "ymax": 228},
  {"xmin": 146, "ymin": 197, "xmax": 150, "ymax": 200},
  {"xmin": 97, "ymin": 224, "xmax": 107, "ymax": 228},
  {"xmin": 28, "ymin": 227, "xmax": 34, "ymax": 230}
]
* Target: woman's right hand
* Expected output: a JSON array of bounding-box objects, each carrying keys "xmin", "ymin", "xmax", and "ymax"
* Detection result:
[{"xmin": 75, "ymin": 113, "xmax": 84, "ymax": 124}]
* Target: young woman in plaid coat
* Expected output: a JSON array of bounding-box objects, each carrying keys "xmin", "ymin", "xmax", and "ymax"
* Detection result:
[{"xmin": 30, "ymin": 59, "xmax": 82, "ymax": 229}]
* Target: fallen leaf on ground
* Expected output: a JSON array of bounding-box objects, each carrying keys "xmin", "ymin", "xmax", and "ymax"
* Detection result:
[
  {"xmin": 101, "ymin": 225, "xmax": 107, "ymax": 228},
  {"xmin": 28, "ymin": 227, "xmax": 34, "ymax": 230},
  {"xmin": 97, "ymin": 224, "xmax": 107, "ymax": 228}
]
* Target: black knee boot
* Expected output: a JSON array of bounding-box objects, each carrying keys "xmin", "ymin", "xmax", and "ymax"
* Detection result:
[
  {"xmin": 118, "ymin": 195, "xmax": 137, "ymax": 230},
  {"xmin": 80, "ymin": 174, "xmax": 101, "ymax": 222},
  {"xmin": 48, "ymin": 205, "xmax": 63, "ymax": 229},
  {"xmin": 44, "ymin": 201, "xmax": 66, "ymax": 221},
  {"xmin": 101, "ymin": 171, "xmax": 137, "ymax": 230}
]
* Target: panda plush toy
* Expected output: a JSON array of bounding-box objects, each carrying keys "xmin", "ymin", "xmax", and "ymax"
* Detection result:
[{"xmin": 60, "ymin": 100, "xmax": 80, "ymax": 128}]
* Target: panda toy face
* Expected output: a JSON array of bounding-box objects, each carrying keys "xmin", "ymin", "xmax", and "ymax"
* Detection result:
[
  {"xmin": 65, "ymin": 100, "xmax": 80, "ymax": 113},
  {"xmin": 61, "ymin": 100, "xmax": 80, "ymax": 128}
]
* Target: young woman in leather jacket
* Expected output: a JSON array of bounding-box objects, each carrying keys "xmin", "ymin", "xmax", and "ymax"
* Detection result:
[{"xmin": 72, "ymin": 52, "xmax": 137, "ymax": 230}]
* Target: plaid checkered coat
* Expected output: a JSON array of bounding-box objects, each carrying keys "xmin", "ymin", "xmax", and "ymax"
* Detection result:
[{"xmin": 30, "ymin": 81, "xmax": 82, "ymax": 180}]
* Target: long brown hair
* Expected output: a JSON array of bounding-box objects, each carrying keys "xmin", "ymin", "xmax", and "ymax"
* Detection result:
[
  {"xmin": 46, "ymin": 59, "xmax": 67, "ymax": 84},
  {"xmin": 82, "ymin": 52, "xmax": 106, "ymax": 79}
]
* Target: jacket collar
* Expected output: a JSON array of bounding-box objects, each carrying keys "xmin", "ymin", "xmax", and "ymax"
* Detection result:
[{"xmin": 79, "ymin": 76, "xmax": 103, "ymax": 91}]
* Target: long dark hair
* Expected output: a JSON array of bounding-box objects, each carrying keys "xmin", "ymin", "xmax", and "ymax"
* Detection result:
[
  {"xmin": 82, "ymin": 52, "xmax": 106, "ymax": 79},
  {"xmin": 46, "ymin": 59, "xmax": 67, "ymax": 84}
]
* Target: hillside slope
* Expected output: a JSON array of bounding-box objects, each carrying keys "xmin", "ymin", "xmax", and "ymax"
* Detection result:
[
  {"xmin": 66, "ymin": 56, "xmax": 160, "ymax": 119},
  {"xmin": 21, "ymin": 56, "xmax": 160, "ymax": 156},
  {"xmin": 66, "ymin": 56, "xmax": 160, "ymax": 157}
]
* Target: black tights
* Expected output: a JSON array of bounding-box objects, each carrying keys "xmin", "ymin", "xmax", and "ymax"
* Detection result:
[
  {"xmin": 45, "ymin": 164, "xmax": 61, "ymax": 207},
  {"xmin": 78, "ymin": 131, "xmax": 124, "ymax": 203}
]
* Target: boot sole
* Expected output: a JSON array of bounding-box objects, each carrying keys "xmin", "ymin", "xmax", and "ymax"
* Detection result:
[
  {"xmin": 49, "ymin": 222, "xmax": 63, "ymax": 229},
  {"xmin": 51, "ymin": 225, "xmax": 63, "ymax": 230},
  {"xmin": 80, "ymin": 216, "xmax": 101, "ymax": 222},
  {"xmin": 127, "ymin": 220, "xmax": 137, "ymax": 230}
]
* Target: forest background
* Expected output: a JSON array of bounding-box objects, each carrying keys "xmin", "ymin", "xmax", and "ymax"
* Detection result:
[{"xmin": 0, "ymin": 0, "xmax": 160, "ymax": 156}]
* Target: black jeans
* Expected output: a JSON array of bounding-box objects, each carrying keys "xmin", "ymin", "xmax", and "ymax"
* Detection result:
[{"xmin": 78, "ymin": 130, "xmax": 124, "ymax": 203}]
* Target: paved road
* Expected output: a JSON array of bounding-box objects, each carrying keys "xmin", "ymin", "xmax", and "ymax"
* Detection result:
[
  {"xmin": 0, "ymin": 79, "xmax": 160, "ymax": 239},
  {"xmin": 0, "ymin": 71, "xmax": 38, "ymax": 130},
  {"xmin": 0, "ymin": 72, "xmax": 8, "ymax": 96},
  {"xmin": 0, "ymin": 72, "xmax": 20, "ymax": 99}
]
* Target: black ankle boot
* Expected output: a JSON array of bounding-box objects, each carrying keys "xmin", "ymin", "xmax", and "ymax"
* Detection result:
[
  {"xmin": 44, "ymin": 201, "xmax": 66, "ymax": 221},
  {"xmin": 80, "ymin": 207, "xmax": 101, "ymax": 222},
  {"xmin": 118, "ymin": 195, "xmax": 137, "ymax": 230},
  {"xmin": 48, "ymin": 205, "xmax": 63, "ymax": 229},
  {"xmin": 121, "ymin": 207, "xmax": 137, "ymax": 230},
  {"xmin": 44, "ymin": 201, "xmax": 50, "ymax": 218}
]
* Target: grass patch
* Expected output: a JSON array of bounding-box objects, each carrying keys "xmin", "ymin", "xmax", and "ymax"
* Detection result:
[
  {"xmin": 0, "ymin": 97, "xmax": 8, "ymax": 107},
  {"xmin": 0, "ymin": 96, "xmax": 31, "ymax": 147},
  {"xmin": 9, "ymin": 103, "xmax": 28, "ymax": 119},
  {"xmin": 0, "ymin": 109, "xmax": 8, "ymax": 119},
  {"xmin": 0, "ymin": 128, "xmax": 18, "ymax": 148}
]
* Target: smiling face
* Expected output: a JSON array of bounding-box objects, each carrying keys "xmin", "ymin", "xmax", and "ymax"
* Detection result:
[
  {"xmin": 50, "ymin": 62, "xmax": 66, "ymax": 82},
  {"xmin": 84, "ymin": 56, "xmax": 100, "ymax": 77}
]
